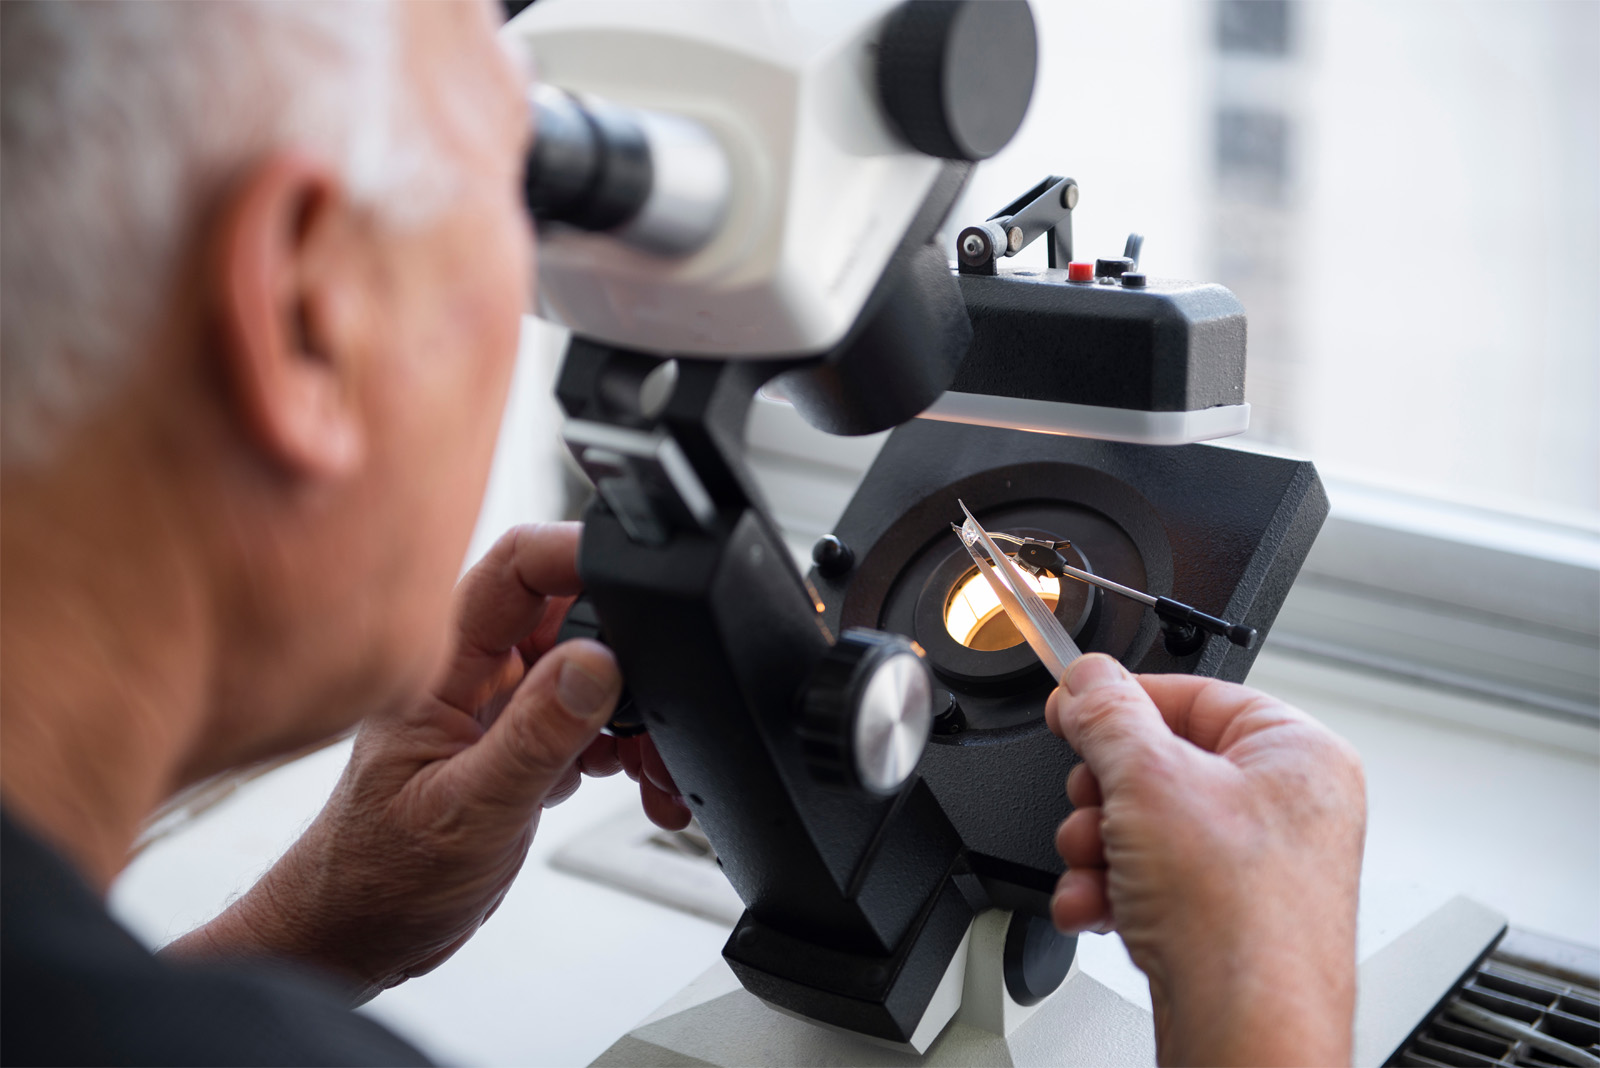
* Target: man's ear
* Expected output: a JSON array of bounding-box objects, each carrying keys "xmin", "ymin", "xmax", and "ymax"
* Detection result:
[{"xmin": 211, "ymin": 154, "xmax": 370, "ymax": 478}]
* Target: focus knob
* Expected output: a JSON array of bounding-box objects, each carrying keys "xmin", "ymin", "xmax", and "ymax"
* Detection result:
[
  {"xmin": 876, "ymin": 0, "xmax": 1038, "ymax": 161},
  {"xmin": 800, "ymin": 629, "xmax": 934, "ymax": 795}
]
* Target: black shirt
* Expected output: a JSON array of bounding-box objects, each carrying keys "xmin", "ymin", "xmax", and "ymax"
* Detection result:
[{"xmin": 1, "ymin": 811, "xmax": 433, "ymax": 1067}]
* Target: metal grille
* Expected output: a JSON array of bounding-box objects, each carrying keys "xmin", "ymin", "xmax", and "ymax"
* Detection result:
[{"xmin": 1394, "ymin": 933, "xmax": 1600, "ymax": 1068}]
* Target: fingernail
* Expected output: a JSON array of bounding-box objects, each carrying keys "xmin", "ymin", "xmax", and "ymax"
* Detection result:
[
  {"xmin": 557, "ymin": 659, "xmax": 614, "ymax": 722},
  {"xmin": 1066, "ymin": 654, "xmax": 1126, "ymax": 696}
]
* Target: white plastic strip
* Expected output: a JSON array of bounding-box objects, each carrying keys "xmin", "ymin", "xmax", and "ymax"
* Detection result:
[{"xmin": 919, "ymin": 393, "xmax": 1251, "ymax": 446}]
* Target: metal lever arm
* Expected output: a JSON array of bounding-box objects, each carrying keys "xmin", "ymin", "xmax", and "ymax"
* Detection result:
[
  {"xmin": 956, "ymin": 175, "xmax": 1078, "ymax": 275},
  {"xmin": 1008, "ymin": 539, "xmax": 1257, "ymax": 650},
  {"xmin": 1149, "ymin": 596, "xmax": 1257, "ymax": 651},
  {"xmin": 988, "ymin": 175, "xmax": 1078, "ymax": 258}
]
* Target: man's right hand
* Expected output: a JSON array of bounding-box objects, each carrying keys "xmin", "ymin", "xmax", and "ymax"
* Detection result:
[
  {"xmin": 1046, "ymin": 654, "xmax": 1367, "ymax": 1068},
  {"xmin": 163, "ymin": 524, "xmax": 690, "ymax": 1003}
]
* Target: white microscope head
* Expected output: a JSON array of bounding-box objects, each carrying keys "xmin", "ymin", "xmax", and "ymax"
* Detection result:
[{"xmin": 504, "ymin": 0, "xmax": 1037, "ymax": 361}]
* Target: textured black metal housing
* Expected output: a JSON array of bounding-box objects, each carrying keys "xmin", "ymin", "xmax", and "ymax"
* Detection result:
[
  {"xmin": 951, "ymin": 269, "xmax": 1248, "ymax": 412},
  {"xmin": 725, "ymin": 867, "xmax": 983, "ymax": 1042},
  {"xmin": 810, "ymin": 419, "xmax": 1329, "ymax": 909},
  {"xmin": 563, "ymin": 339, "xmax": 983, "ymax": 1045}
]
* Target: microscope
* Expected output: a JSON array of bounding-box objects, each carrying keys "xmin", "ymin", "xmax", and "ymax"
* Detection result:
[{"xmin": 502, "ymin": 2, "xmax": 1515, "ymax": 1064}]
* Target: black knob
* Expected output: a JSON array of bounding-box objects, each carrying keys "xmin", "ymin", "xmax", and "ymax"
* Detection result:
[
  {"xmin": 555, "ymin": 596, "xmax": 645, "ymax": 737},
  {"xmin": 812, "ymin": 534, "xmax": 855, "ymax": 578},
  {"xmin": 799, "ymin": 629, "xmax": 933, "ymax": 795},
  {"xmin": 1003, "ymin": 912, "xmax": 1078, "ymax": 1006},
  {"xmin": 1095, "ymin": 256, "xmax": 1135, "ymax": 279},
  {"xmin": 931, "ymin": 690, "xmax": 967, "ymax": 736},
  {"xmin": 876, "ymin": 0, "xmax": 1037, "ymax": 162}
]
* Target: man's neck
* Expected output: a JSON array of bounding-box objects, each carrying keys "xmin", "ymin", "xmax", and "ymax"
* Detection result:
[{"xmin": 1, "ymin": 455, "xmax": 211, "ymax": 893}]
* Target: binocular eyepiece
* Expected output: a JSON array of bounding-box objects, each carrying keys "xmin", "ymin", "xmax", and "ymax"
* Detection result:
[
  {"xmin": 522, "ymin": 0, "xmax": 1037, "ymax": 260},
  {"xmin": 523, "ymin": 87, "xmax": 731, "ymax": 257}
]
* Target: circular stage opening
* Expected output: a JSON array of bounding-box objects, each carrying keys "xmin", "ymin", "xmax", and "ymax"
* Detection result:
[{"xmin": 943, "ymin": 565, "xmax": 1060, "ymax": 651}]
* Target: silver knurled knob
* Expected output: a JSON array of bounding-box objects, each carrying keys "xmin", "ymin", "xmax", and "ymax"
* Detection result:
[{"xmin": 799, "ymin": 628, "xmax": 934, "ymax": 796}]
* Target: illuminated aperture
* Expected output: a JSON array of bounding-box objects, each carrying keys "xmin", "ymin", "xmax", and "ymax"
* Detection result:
[{"xmin": 944, "ymin": 565, "xmax": 1060, "ymax": 651}]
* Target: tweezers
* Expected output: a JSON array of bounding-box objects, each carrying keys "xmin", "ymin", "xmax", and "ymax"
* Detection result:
[{"xmin": 955, "ymin": 500, "xmax": 1083, "ymax": 683}]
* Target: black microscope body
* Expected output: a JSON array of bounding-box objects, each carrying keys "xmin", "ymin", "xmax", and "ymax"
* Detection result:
[{"xmin": 553, "ymin": 175, "xmax": 1327, "ymax": 1042}]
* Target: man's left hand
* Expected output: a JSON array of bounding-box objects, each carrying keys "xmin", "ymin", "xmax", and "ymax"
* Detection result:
[{"xmin": 164, "ymin": 523, "xmax": 690, "ymax": 1001}]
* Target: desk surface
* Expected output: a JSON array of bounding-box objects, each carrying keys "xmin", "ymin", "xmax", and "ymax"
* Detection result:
[{"xmin": 109, "ymin": 645, "xmax": 1598, "ymax": 1066}]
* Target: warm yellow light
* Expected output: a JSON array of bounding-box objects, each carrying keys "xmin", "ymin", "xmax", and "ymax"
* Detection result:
[{"xmin": 944, "ymin": 565, "xmax": 1059, "ymax": 651}]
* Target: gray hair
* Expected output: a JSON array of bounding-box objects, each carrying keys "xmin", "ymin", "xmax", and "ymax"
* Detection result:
[{"xmin": 1, "ymin": 1, "xmax": 449, "ymax": 465}]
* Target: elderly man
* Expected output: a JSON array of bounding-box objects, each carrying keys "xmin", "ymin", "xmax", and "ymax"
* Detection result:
[{"xmin": 0, "ymin": 2, "xmax": 1366, "ymax": 1066}]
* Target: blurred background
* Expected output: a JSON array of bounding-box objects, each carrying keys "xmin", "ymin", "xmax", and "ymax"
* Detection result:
[{"xmin": 954, "ymin": 0, "xmax": 1598, "ymax": 529}]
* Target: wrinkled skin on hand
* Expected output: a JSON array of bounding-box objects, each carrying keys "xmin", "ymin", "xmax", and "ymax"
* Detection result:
[
  {"xmin": 1046, "ymin": 653, "xmax": 1367, "ymax": 1068},
  {"xmin": 167, "ymin": 524, "xmax": 689, "ymax": 1001}
]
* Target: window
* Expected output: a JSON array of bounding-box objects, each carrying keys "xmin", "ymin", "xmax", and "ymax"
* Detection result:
[
  {"xmin": 953, "ymin": 0, "xmax": 1598, "ymax": 522},
  {"xmin": 750, "ymin": 0, "xmax": 1598, "ymax": 726}
]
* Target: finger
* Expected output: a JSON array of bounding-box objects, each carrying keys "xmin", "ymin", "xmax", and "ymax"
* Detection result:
[
  {"xmin": 445, "ymin": 639, "xmax": 621, "ymax": 816},
  {"xmin": 578, "ymin": 734, "xmax": 623, "ymax": 777},
  {"xmin": 543, "ymin": 765, "xmax": 582, "ymax": 808},
  {"xmin": 1051, "ymin": 868, "xmax": 1112, "ymax": 935},
  {"xmin": 1045, "ymin": 687, "xmax": 1068, "ymax": 738},
  {"xmin": 436, "ymin": 524, "xmax": 584, "ymax": 712},
  {"xmin": 1048, "ymin": 654, "xmax": 1178, "ymax": 797},
  {"xmin": 518, "ymin": 594, "xmax": 577, "ymax": 664},
  {"xmin": 1054, "ymin": 807, "xmax": 1105, "ymax": 870},
  {"xmin": 1066, "ymin": 762, "xmax": 1102, "ymax": 808},
  {"xmin": 617, "ymin": 735, "xmax": 643, "ymax": 782},
  {"xmin": 1133, "ymin": 673, "xmax": 1308, "ymax": 755},
  {"xmin": 641, "ymin": 777, "xmax": 692, "ymax": 831},
  {"xmin": 638, "ymin": 735, "xmax": 680, "ymax": 797}
]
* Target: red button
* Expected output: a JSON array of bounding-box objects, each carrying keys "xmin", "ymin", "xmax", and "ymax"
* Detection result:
[{"xmin": 1067, "ymin": 261, "xmax": 1094, "ymax": 282}]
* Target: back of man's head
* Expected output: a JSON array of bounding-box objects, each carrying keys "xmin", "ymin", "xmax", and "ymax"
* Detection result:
[
  {"xmin": 0, "ymin": 0, "xmax": 534, "ymax": 829},
  {"xmin": 1, "ymin": 1, "xmax": 452, "ymax": 465}
]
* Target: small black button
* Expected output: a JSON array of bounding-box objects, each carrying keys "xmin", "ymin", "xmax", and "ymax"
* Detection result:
[
  {"xmin": 1095, "ymin": 257, "xmax": 1135, "ymax": 278},
  {"xmin": 812, "ymin": 534, "xmax": 855, "ymax": 577}
]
